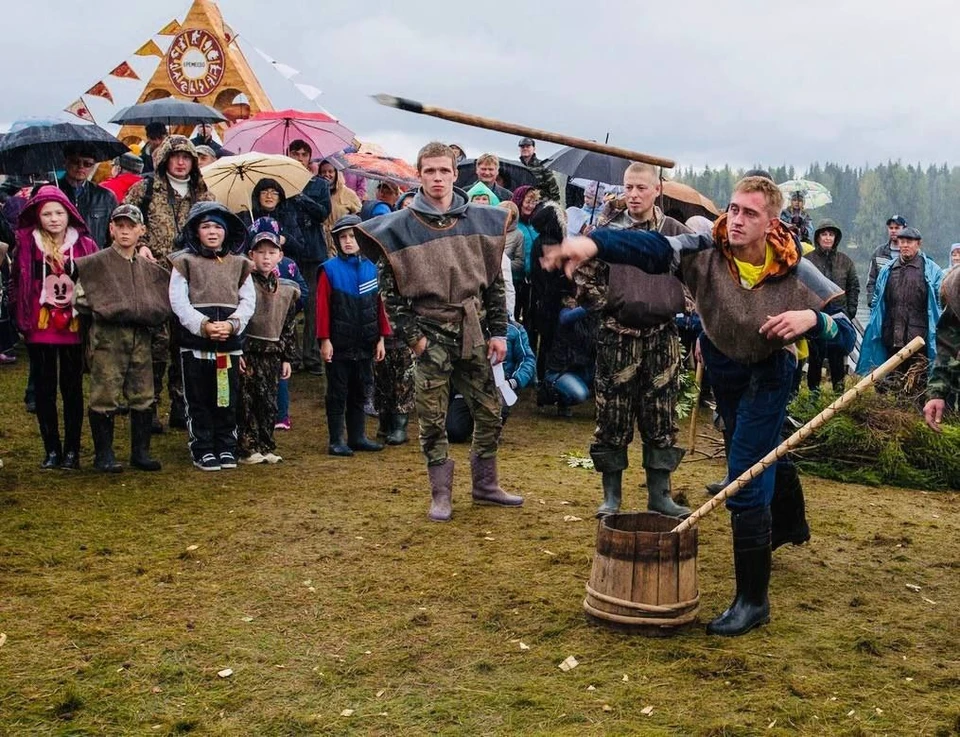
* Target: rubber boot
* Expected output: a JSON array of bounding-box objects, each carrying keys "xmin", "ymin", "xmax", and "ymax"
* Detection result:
[
  {"xmin": 643, "ymin": 444, "xmax": 691, "ymax": 518},
  {"xmin": 771, "ymin": 462, "xmax": 810, "ymax": 550},
  {"xmin": 89, "ymin": 410, "xmax": 123, "ymax": 473},
  {"xmin": 428, "ymin": 458, "xmax": 455, "ymax": 522},
  {"xmin": 707, "ymin": 506, "xmax": 772, "ymax": 636},
  {"xmin": 377, "ymin": 413, "xmax": 391, "ymax": 444},
  {"xmin": 386, "ymin": 414, "xmax": 409, "ymax": 445},
  {"xmin": 706, "ymin": 431, "xmax": 731, "ymax": 496},
  {"xmin": 327, "ymin": 413, "xmax": 354, "ymax": 457},
  {"xmin": 470, "ymin": 453, "xmax": 523, "ymax": 506},
  {"xmin": 347, "ymin": 407, "xmax": 383, "ymax": 452},
  {"xmin": 130, "ymin": 409, "xmax": 162, "ymax": 471},
  {"xmin": 590, "ymin": 446, "xmax": 628, "ymax": 517}
]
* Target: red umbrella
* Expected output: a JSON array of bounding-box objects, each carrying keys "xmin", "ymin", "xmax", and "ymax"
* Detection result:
[
  {"xmin": 336, "ymin": 153, "xmax": 419, "ymax": 187},
  {"xmin": 223, "ymin": 109, "xmax": 356, "ymax": 157}
]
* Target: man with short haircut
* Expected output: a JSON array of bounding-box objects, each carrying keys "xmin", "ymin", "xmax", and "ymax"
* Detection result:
[
  {"xmin": 574, "ymin": 162, "xmax": 692, "ymax": 519},
  {"xmin": 59, "ymin": 143, "xmax": 117, "ymax": 249},
  {"xmin": 140, "ymin": 123, "xmax": 167, "ymax": 175},
  {"xmin": 472, "ymin": 153, "xmax": 513, "ymax": 202},
  {"xmin": 357, "ymin": 142, "xmax": 523, "ymax": 522},
  {"xmin": 543, "ymin": 176, "xmax": 855, "ymax": 637},
  {"xmin": 191, "ymin": 123, "xmax": 223, "ymax": 157},
  {"xmin": 857, "ymin": 227, "xmax": 942, "ymax": 392},
  {"xmin": 285, "ymin": 138, "xmax": 332, "ymax": 375},
  {"xmin": 360, "ymin": 181, "xmax": 400, "ymax": 220},
  {"xmin": 866, "ymin": 215, "xmax": 906, "ymax": 308},
  {"xmin": 517, "ymin": 137, "xmax": 560, "ymax": 202}
]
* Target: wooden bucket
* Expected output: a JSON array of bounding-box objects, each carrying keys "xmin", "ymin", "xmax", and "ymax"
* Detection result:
[{"xmin": 584, "ymin": 512, "xmax": 699, "ymax": 633}]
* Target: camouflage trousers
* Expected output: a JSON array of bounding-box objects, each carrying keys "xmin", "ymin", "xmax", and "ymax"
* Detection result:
[
  {"xmin": 238, "ymin": 351, "xmax": 281, "ymax": 456},
  {"xmin": 592, "ymin": 323, "xmax": 680, "ymax": 452},
  {"xmin": 414, "ymin": 324, "xmax": 501, "ymax": 465},
  {"xmin": 375, "ymin": 341, "xmax": 416, "ymax": 414},
  {"xmin": 88, "ymin": 321, "xmax": 154, "ymax": 414}
]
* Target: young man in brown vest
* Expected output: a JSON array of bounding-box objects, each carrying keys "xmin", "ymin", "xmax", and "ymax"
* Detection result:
[
  {"xmin": 574, "ymin": 162, "xmax": 692, "ymax": 519},
  {"xmin": 542, "ymin": 176, "xmax": 855, "ymax": 636},
  {"xmin": 75, "ymin": 204, "xmax": 171, "ymax": 472},
  {"xmin": 358, "ymin": 142, "xmax": 522, "ymax": 522}
]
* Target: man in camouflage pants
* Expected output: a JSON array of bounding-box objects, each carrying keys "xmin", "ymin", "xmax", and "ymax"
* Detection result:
[
  {"xmin": 374, "ymin": 330, "xmax": 416, "ymax": 445},
  {"xmin": 575, "ymin": 162, "xmax": 691, "ymax": 518},
  {"xmin": 359, "ymin": 142, "xmax": 522, "ymax": 522},
  {"xmin": 924, "ymin": 268, "xmax": 960, "ymax": 431}
]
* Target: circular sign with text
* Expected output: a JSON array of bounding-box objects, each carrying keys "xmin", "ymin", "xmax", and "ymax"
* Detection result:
[{"xmin": 166, "ymin": 29, "xmax": 225, "ymax": 97}]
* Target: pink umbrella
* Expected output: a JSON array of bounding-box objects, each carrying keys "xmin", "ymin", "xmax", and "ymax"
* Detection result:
[{"xmin": 223, "ymin": 109, "xmax": 356, "ymax": 157}]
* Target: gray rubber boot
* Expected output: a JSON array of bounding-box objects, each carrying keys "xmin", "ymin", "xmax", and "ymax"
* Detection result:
[
  {"xmin": 428, "ymin": 459, "xmax": 455, "ymax": 521},
  {"xmin": 590, "ymin": 446, "xmax": 628, "ymax": 517},
  {"xmin": 470, "ymin": 453, "xmax": 523, "ymax": 506},
  {"xmin": 643, "ymin": 444, "xmax": 691, "ymax": 518},
  {"xmin": 386, "ymin": 414, "xmax": 409, "ymax": 445}
]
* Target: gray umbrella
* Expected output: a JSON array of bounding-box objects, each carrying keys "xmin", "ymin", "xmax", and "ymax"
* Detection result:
[
  {"xmin": 544, "ymin": 147, "xmax": 634, "ymax": 185},
  {"xmin": 0, "ymin": 122, "xmax": 128, "ymax": 175},
  {"xmin": 109, "ymin": 98, "xmax": 228, "ymax": 126}
]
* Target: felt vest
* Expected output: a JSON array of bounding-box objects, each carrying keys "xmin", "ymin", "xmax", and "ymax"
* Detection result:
[
  {"xmin": 170, "ymin": 252, "xmax": 252, "ymax": 352},
  {"xmin": 75, "ymin": 247, "xmax": 172, "ymax": 327},
  {"xmin": 246, "ymin": 276, "xmax": 299, "ymax": 343},
  {"xmin": 685, "ymin": 250, "xmax": 838, "ymax": 364}
]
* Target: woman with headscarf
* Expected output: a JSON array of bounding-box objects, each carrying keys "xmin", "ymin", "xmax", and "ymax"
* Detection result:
[
  {"xmin": 10, "ymin": 186, "xmax": 99, "ymax": 469},
  {"xmin": 318, "ymin": 159, "xmax": 363, "ymax": 257}
]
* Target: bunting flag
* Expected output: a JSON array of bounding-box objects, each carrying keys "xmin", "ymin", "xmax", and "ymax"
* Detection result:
[
  {"xmin": 252, "ymin": 47, "xmax": 300, "ymax": 80},
  {"xmin": 134, "ymin": 39, "xmax": 164, "ymax": 58},
  {"xmin": 158, "ymin": 19, "xmax": 181, "ymax": 35},
  {"xmin": 85, "ymin": 81, "xmax": 114, "ymax": 104},
  {"xmin": 109, "ymin": 61, "xmax": 140, "ymax": 80},
  {"xmin": 295, "ymin": 83, "xmax": 323, "ymax": 101},
  {"xmin": 64, "ymin": 98, "xmax": 95, "ymax": 123}
]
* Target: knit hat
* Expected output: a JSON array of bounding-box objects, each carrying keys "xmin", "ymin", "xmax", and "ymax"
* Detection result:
[
  {"xmin": 198, "ymin": 212, "xmax": 228, "ymax": 231},
  {"xmin": 247, "ymin": 216, "xmax": 282, "ymax": 249},
  {"xmin": 115, "ymin": 152, "xmax": 144, "ymax": 174}
]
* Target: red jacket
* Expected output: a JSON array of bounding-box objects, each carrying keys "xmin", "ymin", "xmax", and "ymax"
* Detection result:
[{"xmin": 100, "ymin": 172, "xmax": 143, "ymax": 203}]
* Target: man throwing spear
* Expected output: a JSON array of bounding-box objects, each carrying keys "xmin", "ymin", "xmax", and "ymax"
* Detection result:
[
  {"xmin": 542, "ymin": 176, "xmax": 854, "ymax": 636},
  {"xmin": 357, "ymin": 142, "xmax": 522, "ymax": 522}
]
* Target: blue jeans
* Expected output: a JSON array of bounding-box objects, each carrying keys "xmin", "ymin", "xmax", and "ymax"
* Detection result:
[
  {"xmin": 544, "ymin": 368, "xmax": 592, "ymax": 406},
  {"xmin": 702, "ymin": 337, "xmax": 796, "ymax": 511},
  {"xmin": 277, "ymin": 378, "xmax": 289, "ymax": 421}
]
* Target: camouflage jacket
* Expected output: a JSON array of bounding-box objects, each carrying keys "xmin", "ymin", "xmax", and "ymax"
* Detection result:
[
  {"xmin": 574, "ymin": 206, "xmax": 689, "ymax": 337},
  {"xmin": 927, "ymin": 308, "xmax": 960, "ymax": 404}
]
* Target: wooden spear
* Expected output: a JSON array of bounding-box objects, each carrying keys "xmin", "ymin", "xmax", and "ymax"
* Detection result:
[
  {"xmin": 672, "ymin": 336, "xmax": 925, "ymax": 534},
  {"xmin": 372, "ymin": 94, "xmax": 676, "ymax": 169}
]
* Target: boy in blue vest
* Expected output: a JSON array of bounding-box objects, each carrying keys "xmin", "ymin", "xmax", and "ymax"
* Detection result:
[{"xmin": 316, "ymin": 215, "xmax": 390, "ymax": 456}]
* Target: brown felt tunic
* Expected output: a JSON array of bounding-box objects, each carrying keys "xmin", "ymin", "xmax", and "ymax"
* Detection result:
[
  {"xmin": 684, "ymin": 250, "xmax": 833, "ymax": 364},
  {"xmin": 170, "ymin": 252, "xmax": 253, "ymax": 309},
  {"xmin": 75, "ymin": 246, "xmax": 172, "ymax": 326},
  {"xmin": 246, "ymin": 277, "xmax": 299, "ymax": 343}
]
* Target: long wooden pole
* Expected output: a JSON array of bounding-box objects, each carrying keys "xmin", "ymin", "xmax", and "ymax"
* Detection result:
[
  {"xmin": 372, "ymin": 94, "xmax": 676, "ymax": 169},
  {"xmin": 672, "ymin": 336, "xmax": 925, "ymax": 534}
]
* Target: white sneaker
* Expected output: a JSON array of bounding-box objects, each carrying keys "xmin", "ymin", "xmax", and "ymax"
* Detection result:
[
  {"xmin": 262, "ymin": 452, "xmax": 283, "ymax": 464},
  {"xmin": 239, "ymin": 452, "xmax": 267, "ymax": 465}
]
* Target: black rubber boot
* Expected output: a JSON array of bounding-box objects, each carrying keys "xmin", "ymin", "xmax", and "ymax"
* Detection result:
[
  {"xmin": 168, "ymin": 396, "xmax": 187, "ymax": 430},
  {"xmin": 327, "ymin": 413, "xmax": 354, "ymax": 457},
  {"xmin": 771, "ymin": 462, "xmax": 810, "ymax": 550},
  {"xmin": 130, "ymin": 410, "xmax": 162, "ymax": 471},
  {"xmin": 89, "ymin": 411, "xmax": 123, "ymax": 473},
  {"xmin": 707, "ymin": 506, "xmax": 772, "ymax": 636},
  {"xmin": 386, "ymin": 413, "xmax": 409, "ymax": 445},
  {"xmin": 643, "ymin": 444, "xmax": 691, "ymax": 518},
  {"xmin": 377, "ymin": 413, "xmax": 391, "ymax": 443},
  {"xmin": 591, "ymin": 446, "xmax": 628, "ymax": 517},
  {"xmin": 347, "ymin": 407, "xmax": 383, "ymax": 452},
  {"xmin": 150, "ymin": 361, "xmax": 166, "ymax": 434}
]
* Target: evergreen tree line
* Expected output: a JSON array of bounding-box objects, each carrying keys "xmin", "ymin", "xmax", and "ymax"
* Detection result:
[{"xmin": 674, "ymin": 162, "xmax": 960, "ymax": 273}]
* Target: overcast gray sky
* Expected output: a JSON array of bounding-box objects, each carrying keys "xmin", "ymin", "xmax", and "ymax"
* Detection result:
[{"xmin": 3, "ymin": 0, "xmax": 958, "ymax": 171}]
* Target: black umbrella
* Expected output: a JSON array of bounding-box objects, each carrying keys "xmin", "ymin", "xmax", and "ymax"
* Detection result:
[
  {"xmin": 544, "ymin": 147, "xmax": 633, "ymax": 185},
  {"xmin": 0, "ymin": 122, "xmax": 128, "ymax": 175},
  {"xmin": 456, "ymin": 158, "xmax": 537, "ymax": 192},
  {"xmin": 109, "ymin": 98, "xmax": 228, "ymax": 126}
]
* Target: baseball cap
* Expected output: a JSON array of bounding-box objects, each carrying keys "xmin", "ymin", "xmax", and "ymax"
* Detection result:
[
  {"xmin": 247, "ymin": 216, "xmax": 282, "ymax": 248},
  {"xmin": 886, "ymin": 215, "xmax": 907, "ymax": 227},
  {"xmin": 110, "ymin": 204, "xmax": 143, "ymax": 225},
  {"xmin": 518, "ymin": 137, "xmax": 535, "ymax": 147}
]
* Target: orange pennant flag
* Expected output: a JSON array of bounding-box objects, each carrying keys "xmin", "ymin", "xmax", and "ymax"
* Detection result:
[
  {"xmin": 109, "ymin": 61, "xmax": 140, "ymax": 80},
  {"xmin": 85, "ymin": 81, "xmax": 114, "ymax": 104},
  {"xmin": 134, "ymin": 39, "xmax": 164, "ymax": 58},
  {"xmin": 157, "ymin": 19, "xmax": 181, "ymax": 35},
  {"xmin": 64, "ymin": 98, "xmax": 95, "ymax": 123}
]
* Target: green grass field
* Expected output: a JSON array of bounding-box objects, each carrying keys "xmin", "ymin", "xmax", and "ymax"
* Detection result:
[{"xmin": 0, "ymin": 358, "xmax": 957, "ymax": 736}]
